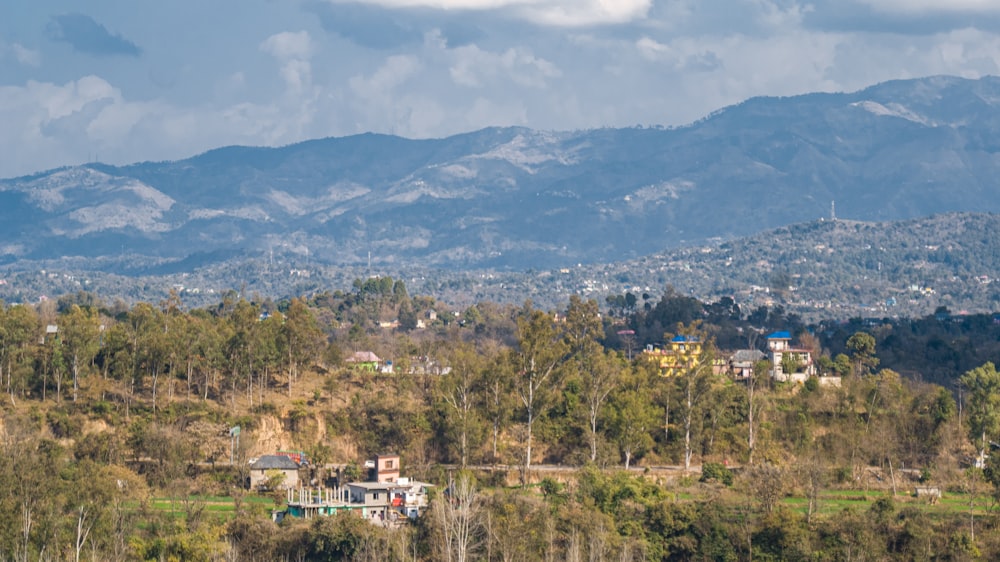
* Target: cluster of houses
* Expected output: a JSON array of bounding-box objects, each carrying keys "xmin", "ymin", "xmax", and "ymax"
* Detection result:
[
  {"xmin": 345, "ymin": 351, "xmax": 451, "ymax": 376},
  {"xmin": 642, "ymin": 331, "xmax": 841, "ymax": 387},
  {"xmin": 248, "ymin": 452, "xmax": 432, "ymax": 524}
]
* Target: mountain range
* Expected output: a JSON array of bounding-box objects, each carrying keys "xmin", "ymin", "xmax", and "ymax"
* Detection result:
[{"xmin": 4, "ymin": 74, "xmax": 1000, "ymax": 275}]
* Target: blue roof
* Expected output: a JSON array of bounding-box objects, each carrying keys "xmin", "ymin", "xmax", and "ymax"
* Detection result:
[
  {"xmin": 767, "ymin": 331, "xmax": 791, "ymax": 339},
  {"xmin": 671, "ymin": 335, "xmax": 699, "ymax": 343}
]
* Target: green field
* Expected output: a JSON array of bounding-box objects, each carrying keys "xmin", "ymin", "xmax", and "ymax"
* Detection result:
[
  {"xmin": 147, "ymin": 495, "xmax": 276, "ymax": 520},
  {"xmin": 782, "ymin": 489, "xmax": 992, "ymax": 517}
]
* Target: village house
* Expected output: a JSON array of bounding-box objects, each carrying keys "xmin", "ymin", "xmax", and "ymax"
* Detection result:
[
  {"xmin": 642, "ymin": 335, "xmax": 703, "ymax": 377},
  {"xmin": 248, "ymin": 455, "xmax": 300, "ymax": 491},
  {"xmin": 346, "ymin": 351, "xmax": 381, "ymax": 372},
  {"xmin": 729, "ymin": 349, "xmax": 766, "ymax": 379},
  {"xmin": 767, "ymin": 331, "xmax": 816, "ymax": 382},
  {"xmin": 281, "ymin": 453, "xmax": 432, "ymax": 523}
]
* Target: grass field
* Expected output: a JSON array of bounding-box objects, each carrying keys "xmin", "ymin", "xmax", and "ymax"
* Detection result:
[
  {"xmin": 782, "ymin": 489, "xmax": 994, "ymax": 517},
  {"xmin": 147, "ymin": 495, "xmax": 276, "ymax": 520}
]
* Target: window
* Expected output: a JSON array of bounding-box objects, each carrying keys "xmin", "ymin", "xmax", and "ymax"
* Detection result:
[
  {"xmin": 386, "ymin": 460, "xmax": 394, "ymax": 469},
  {"xmin": 373, "ymin": 492, "xmax": 379, "ymax": 500}
]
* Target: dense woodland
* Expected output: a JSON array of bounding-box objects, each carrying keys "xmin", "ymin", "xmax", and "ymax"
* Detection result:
[{"xmin": 2, "ymin": 279, "xmax": 1000, "ymax": 560}]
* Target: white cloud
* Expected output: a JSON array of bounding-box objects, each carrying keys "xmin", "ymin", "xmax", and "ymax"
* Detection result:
[
  {"xmin": 858, "ymin": 0, "xmax": 1000, "ymax": 14},
  {"xmin": 517, "ymin": 0, "xmax": 652, "ymax": 26},
  {"xmin": 0, "ymin": 40, "xmax": 42, "ymax": 67},
  {"xmin": 260, "ymin": 31, "xmax": 315, "ymax": 96},
  {"xmin": 12, "ymin": 43, "xmax": 41, "ymax": 67},
  {"xmin": 449, "ymin": 44, "xmax": 560, "ymax": 87},
  {"xmin": 349, "ymin": 55, "xmax": 422, "ymax": 98},
  {"xmin": 329, "ymin": 0, "xmax": 652, "ymax": 26},
  {"xmin": 260, "ymin": 30, "xmax": 313, "ymax": 60}
]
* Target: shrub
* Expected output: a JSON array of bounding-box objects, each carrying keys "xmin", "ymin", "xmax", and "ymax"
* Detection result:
[
  {"xmin": 803, "ymin": 376, "xmax": 820, "ymax": 393},
  {"xmin": 700, "ymin": 462, "xmax": 733, "ymax": 486}
]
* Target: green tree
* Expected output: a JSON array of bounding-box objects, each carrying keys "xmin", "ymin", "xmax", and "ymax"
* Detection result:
[
  {"xmin": 438, "ymin": 342, "xmax": 487, "ymax": 467},
  {"xmin": 482, "ymin": 347, "xmax": 514, "ymax": 464},
  {"xmin": 280, "ymin": 298, "xmax": 326, "ymax": 397},
  {"xmin": 671, "ymin": 324, "xmax": 715, "ymax": 470},
  {"xmin": 1, "ymin": 305, "xmax": 40, "ymax": 402},
  {"xmin": 565, "ymin": 296, "xmax": 620, "ymax": 462},
  {"xmin": 846, "ymin": 331, "xmax": 879, "ymax": 376},
  {"xmin": 960, "ymin": 362, "xmax": 1000, "ymax": 463},
  {"xmin": 512, "ymin": 307, "xmax": 568, "ymax": 481},
  {"xmin": 608, "ymin": 380, "xmax": 658, "ymax": 469}
]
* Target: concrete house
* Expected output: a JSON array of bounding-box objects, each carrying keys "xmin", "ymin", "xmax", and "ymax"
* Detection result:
[
  {"xmin": 767, "ymin": 331, "xmax": 824, "ymax": 383},
  {"xmin": 249, "ymin": 455, "xmax": 300, "ymax": 491},
  {"xmin": 346, "ymin": 478, "xmax": 433, "ymax": 521},
  {"xmin": 283, "ymin": 454, "xmax": 431, "ymax": 523},
  {"xmin": 642, "ymin": 335, "xmax": 704, "ymax": 377}
]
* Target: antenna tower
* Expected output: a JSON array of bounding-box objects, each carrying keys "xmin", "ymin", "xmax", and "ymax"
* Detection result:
[{"xmin": 831, "ymin": 200, "xmax": 836, "ymax": 221}]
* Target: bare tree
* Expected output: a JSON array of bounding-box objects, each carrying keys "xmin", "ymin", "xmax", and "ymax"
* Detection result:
[
  {"xmin": 73, "ymin": 505, "xmax": 93, "ymax": 562},
  {"xmin": 744, "ymin": 464, "xmax": 784, "ymax": 515},
  {"xmin": 433, "ymin": 473, "xmax": 483, "ymax": 562}
]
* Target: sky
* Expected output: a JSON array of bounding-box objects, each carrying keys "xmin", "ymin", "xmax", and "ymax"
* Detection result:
[{"xmin": 2, "ymin": 0, "xmax": 1000, "ymax": 178}]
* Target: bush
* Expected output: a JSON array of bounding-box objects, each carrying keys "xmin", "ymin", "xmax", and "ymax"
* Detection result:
[
  {"xmin": 803, "ymin": 376, "xmax": 820, "ymax": 393},
  {"xmin": 700, "ymin": 462, "xmax": 733, "ymax": 486},
  {"xmin": 834, "ymin": 466, "xmax": 853, "ymax": 484},
  {"xmin": 919, "ymin": 467, "xmax": 932, "ymax": 483}
]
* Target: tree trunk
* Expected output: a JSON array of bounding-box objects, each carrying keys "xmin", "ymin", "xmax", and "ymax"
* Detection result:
[
  {"xmin": 684, "ymin": 381, "xmax": 694, "ymax": 471},
  {"xmin": 72, "ymin": 353, "xmax": 80, "ymax": 403},
  {"xmin": 74, "ymin": 506, "xmax": 91, "ymax": 562},
  {"xmin": 590, "ymin": 414, "xmax": 598, "ymax": 463}
]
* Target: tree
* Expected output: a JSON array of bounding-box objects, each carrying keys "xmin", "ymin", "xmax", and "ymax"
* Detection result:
[
  {"xmin": 439, "ymin": 342, "xmax": 487, "ymax": 467},
  {"xmin": 565, "ymin": 296, "xmax": 620, "ymax": 462},
  {"xmin": 608, "ymin": 379, "xmax": 658, "ymax": 469},
  {"xmin": 746, "ymin": 359, "xmax": 770, "ymax": 465},
  {"xmin": 960, "ymin": 362, "xmax": 1000, "ymax": 464},
  {"xmin": 482, "ymin": 347, "xmax": 514, "ymax": 465},
  {"xmin": 59, "ymin": 305, "xmax": 102, "ymax": 403},
  {"xmin": 512, "ymin": 307, "xmax": 568, "ymax": 482},
  {"xmin": 432, "ymin": 473, "xmax": 483, "ymax": 562},
  {"xmin": 0, "ymin": 305, "xmax": 40, "ymax": 403},
  {"xmin": 846, "ymin": 332, "xmax": 879, "ymax": 376},
  {"xmin": 671, "ymin": 324, "xmax": 715, "ymax": 471},
  {"xmin": 579, "ymin": 350, "xmax": 623, "ymax": 463},
  {"xmin": 280, "ymin": 298, "xmax": 326, "ymax": 397}
]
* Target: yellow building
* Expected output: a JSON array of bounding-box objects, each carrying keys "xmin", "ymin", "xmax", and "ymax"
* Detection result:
[{"xmin": 642, "ymin": 335, "xmax": 704, "ymax": 377}]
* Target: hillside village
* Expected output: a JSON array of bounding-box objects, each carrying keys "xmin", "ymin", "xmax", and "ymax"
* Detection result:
[{"xmin": 0, "ymin": 275, "xmax": 999, "ymax": 559}]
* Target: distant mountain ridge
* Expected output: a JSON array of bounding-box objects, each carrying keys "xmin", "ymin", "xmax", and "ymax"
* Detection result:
[{"xmin": 3, "ymin": 75, "xmax": 1000, "ymax": 271}]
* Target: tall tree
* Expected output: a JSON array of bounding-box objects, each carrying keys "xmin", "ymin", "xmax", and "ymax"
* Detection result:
[
  {"xmin": 671, "ymin": 324, "xmax": 715, "ymax": 471},
  {"xmin": 581, "ymin": 350, "xmax": 623, "ymax": 463},
  {"xmin": 280, "ymin": 298, "xmax": 326, "ymax": 397},
  {"xmin": 846, "ymin": 332, "xmax": 879, "ymax": 376},
  {"xmin": 59, "ymin": 305, "xmax": 102, "ymax": 403},
  {"xmin": 565, "ymin": 296, "xmax": 620, "ymax": 462},
  {"xmin": 482, "ymin": 345, "xmax": 514, "ymax": 465},
  {"xmin": 1, "ymin": 305, "xmax": 40, "ymax": 403},
  {"xmin": 608, "ymin": 370, "xmax": 658, "ymax": 469},
  {"xmin": 746, "ymin": 359, "xmax": 770, "ymax": 465},
  {"xmin": 512, "ymin": 307, "xmax": 568, "ymax": 482},
  {"xmin": 960, "ymin": 362, "xmax": 1000, "ymax": 464},
  {"xmin": 438, "ymin": 342, "xmax": 487, "ymax": 467},
  {"xmin": 432, "ymin": 473, "xmax": 483, "ymax": 562}
]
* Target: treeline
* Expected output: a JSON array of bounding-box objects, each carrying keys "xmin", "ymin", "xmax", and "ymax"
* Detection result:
[{"xmin": 0, "ymin": 282, "xmax": 999, "ymax": 560}]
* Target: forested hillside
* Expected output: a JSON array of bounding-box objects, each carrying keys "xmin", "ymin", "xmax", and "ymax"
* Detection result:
[{"xmin": 0, "ymin": 281, "xmax": 998, "ymax": 560}]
